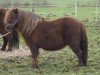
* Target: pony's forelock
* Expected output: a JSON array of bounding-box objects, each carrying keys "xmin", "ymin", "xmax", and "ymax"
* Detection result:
[{"xmin": 4, "ymin": 9, "xmax": 12, "ymax": 24}]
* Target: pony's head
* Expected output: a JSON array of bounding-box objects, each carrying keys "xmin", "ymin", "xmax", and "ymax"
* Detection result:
[
  {"xmin": 5, "ymin": 8, "xmax": 42, "ymax": 36},
  {"xmin": 4, "ymin": 8, "xmax": 19, "ymax": 32}
]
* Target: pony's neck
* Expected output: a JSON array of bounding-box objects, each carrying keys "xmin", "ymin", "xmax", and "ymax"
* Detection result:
[
  {"xmin": 17, "ymin": 10, "xmax": 42, "ymax": 36},
  {"xmin": 17, "ymin": 10, "xmax": 26, "ymax": 33}
]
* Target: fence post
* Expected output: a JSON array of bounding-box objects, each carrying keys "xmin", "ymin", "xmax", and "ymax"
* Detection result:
[
  {"xmin": 31, "ymin": 3, "xmax": 34, "ymax": 12},
  {"xmin": 11, "ymin": 0, "xmax": 14, "ymax": 8},
  {"xmin": 74, "ymin": 2, "xmax": 77, "ymax": 18},
  {"xmin": 96, "ymin": 3, "xmax": 98, "ymax": 22}
]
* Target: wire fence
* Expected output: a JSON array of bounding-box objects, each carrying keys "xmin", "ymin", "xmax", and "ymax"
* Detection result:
[{"xmin": 0, "ymin": 0, "xmax": 100, "ymax": 22}]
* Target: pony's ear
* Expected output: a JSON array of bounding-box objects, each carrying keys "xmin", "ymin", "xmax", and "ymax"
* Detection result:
[{"xmin": 13, "ymin": 8, "xmax": 18, "ymax": 14}]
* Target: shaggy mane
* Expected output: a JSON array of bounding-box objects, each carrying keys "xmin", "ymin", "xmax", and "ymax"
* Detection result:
[{"xmin": 5, "ymin": 9, "xmax": 42, "ymax": 36}]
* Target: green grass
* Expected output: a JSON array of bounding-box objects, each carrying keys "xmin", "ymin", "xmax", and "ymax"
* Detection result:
[
  {"xmin": 33, "ymin": 7, "xmax": 100, "ymax": 20},
  {"xmin": 0, "ymin": 0, "xmax": 98, "ymax": 4},
  {"xmin": 48, "ymin": 0, "xmax": 97, "ymax": 5}
]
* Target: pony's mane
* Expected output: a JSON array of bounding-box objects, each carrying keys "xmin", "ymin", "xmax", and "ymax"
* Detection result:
[
  {"xmin": 5, "ymin": 9, "xmax": 42, "ymax": 36},
  {"xmin": 18, "ymin": 10, "xmax": 42, "ymax": 35}
]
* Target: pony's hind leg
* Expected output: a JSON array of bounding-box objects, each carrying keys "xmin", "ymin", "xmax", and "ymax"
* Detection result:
[
  {"xmin": 80, "ymin": 42, "xmax": 88, "ymax": 66},
  {"xmin": 1, "ymin": 37, "xmax": 7, "ymax": 51},
  {"xmin": 69, "ymin": 41, "xmax": 86, "ymax": 66}
]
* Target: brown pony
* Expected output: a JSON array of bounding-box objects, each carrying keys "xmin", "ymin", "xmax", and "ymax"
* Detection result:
[
  {"xmin": 4, "ymin": 9, "xmax": 88, "ymax": 68},
  {"xmin": 0, "ymin": 8, "xmax": 19, "ymax": 51}
]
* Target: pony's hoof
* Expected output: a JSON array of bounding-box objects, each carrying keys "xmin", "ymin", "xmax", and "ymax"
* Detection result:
[
  {"xmin": 78, "ymin": 63, "xmax": 87, "ymax": 67},
  {"xmin": 82, "ymin": 64, "xmax": 87, "ymax": 66},
  {"xmin": 0, "ymin": 48, "xmax": 5, "ymax": 51},
  {"xmin": 7, "ymin": 48, "xmax": 12, "ymax": 51},
  {"xmin": 32, "ymin": 65, "xmax": 38, "ymax": 69}
]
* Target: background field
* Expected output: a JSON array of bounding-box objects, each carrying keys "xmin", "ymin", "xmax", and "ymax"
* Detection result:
[
  {"xmin": 0, "ymin": 0, "xmax": 98, "ymax": 3},
  {"xmin": 0, "ymin": 0, "xmax": 100, "ymax": 75}
]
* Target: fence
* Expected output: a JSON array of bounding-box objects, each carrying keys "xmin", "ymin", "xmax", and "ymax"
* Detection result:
[{"xmin": 0, "ymin": 0, "xmax": 100, "ymax": 22}]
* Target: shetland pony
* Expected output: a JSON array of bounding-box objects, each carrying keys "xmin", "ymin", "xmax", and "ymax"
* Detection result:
[
  {"xmin": 0, "ymin": 8, "xmax": 19, "ymax": 51},
  {"xmin": 4, "ymin": 9, "xmax": 88, "ymax": 68}
]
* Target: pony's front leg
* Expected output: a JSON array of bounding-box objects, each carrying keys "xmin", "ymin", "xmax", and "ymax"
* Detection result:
[
  {"xmin": 32, "ymin": 56, "xmax": 38, "ymax": 68},
  {"xmin": 7, "ymin": 38, "xmax": 13, "ymax": 51},
  {"xmin": 29, "ymin": 45, "xmax": 39, "ymax": 68},
  {"xmin": 1, "ymin": 37, "xmax": 7, "ymax": 51}
]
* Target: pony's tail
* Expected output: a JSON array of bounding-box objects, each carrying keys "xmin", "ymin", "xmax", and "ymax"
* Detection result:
[
  {"xmin": 80, "ymin": 24, "xmax": 88, "ymax": 65},
  {"xmin": 12, "ymin": 30, "xmax": 19, "ymax": 49}
]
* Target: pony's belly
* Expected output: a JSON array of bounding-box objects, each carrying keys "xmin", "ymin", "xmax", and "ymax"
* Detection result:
[
  {"xmin": 39, "ymin": 38, "xmax": 66, "ymax": 51},
  {"xmin": 42, "ymin": 44, "xmax": 66, "ymax": 51}
]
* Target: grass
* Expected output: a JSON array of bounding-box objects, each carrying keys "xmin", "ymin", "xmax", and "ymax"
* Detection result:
[
  {"xmin": 48, "ymin": 0, "xmax": 97, "ymax": 5},
  {"xmin": 33, "ymin": 7, "xmax": 100, "ymax": 20},
  {"xmin": 0, "ymin": 0, "xmax": 97, "ymax": 3}
]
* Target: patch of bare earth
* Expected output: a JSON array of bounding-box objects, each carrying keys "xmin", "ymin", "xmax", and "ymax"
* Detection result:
[{"xmin": 0, "ymin": 46, "xmax": 31, "ymax": 59}]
